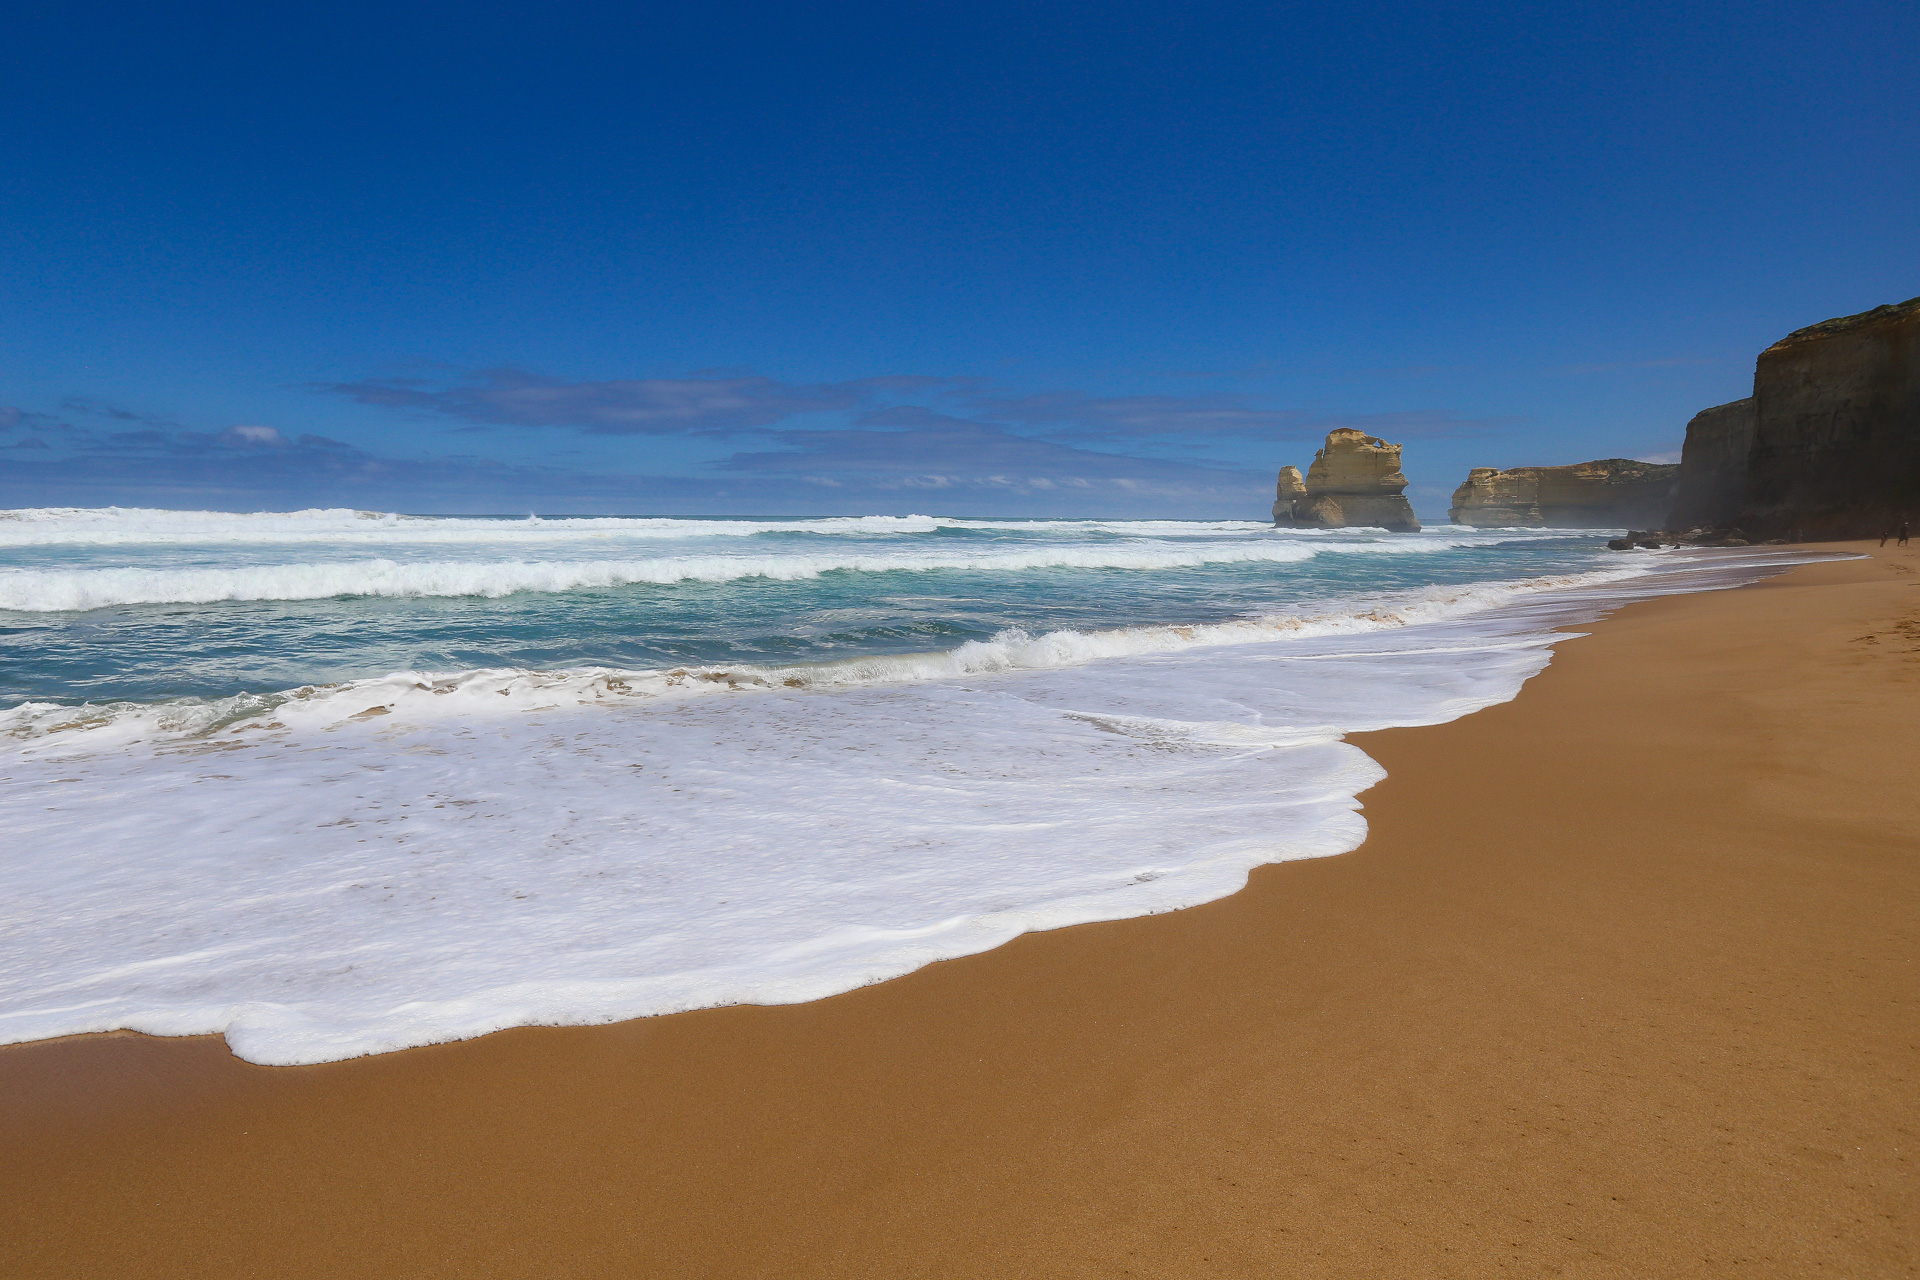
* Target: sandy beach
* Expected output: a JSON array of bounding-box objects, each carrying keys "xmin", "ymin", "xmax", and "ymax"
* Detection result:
[{"xmin": 2, "ymin": 545, "xmax": 1914, "ymax": 1278}]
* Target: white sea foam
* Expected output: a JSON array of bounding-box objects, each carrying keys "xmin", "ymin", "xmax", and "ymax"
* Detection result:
[
  {"xmin": 0, "ymin": 534, "xmax": 1525, "ymax": 612},
  {"xmin": 0, "ymin": 568, "xmax": 1651, "ymax": 748},
  {"xmin": 0, "ymin": 504, "xmax": 1591, "ymax": 549},
  {"xmin": 0, "ymin": 551, "xmax": 1819, "ymax": 1065},
  {"xmin": 0, "ymin": 507, "xmax": 947, "ymax": 546}
]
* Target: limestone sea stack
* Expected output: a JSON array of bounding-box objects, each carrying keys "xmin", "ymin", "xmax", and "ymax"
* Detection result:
[
  {"xmin": 1271, "ymin": 429, "xmax": 1419, "ymax": 531},
  {"xmin": 1449, "ymin": 459, "xmax": 1678, "ymax": 528},
  {"xmin": 1271, "ymin": 466, "xmax": 1309, "ymax": 526}
]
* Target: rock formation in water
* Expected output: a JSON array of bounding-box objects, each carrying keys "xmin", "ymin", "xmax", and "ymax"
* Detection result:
[
  {"xmin": 1271, "ymin": 465, "xmax": 1308, "ymax": 526},
  {"xmin": 1448, "ymin": 459, "xmax": 1679, "ymax": 528},
  {"xmin": 1666, "ymin": 398, "xmax": 1756, "ymax": 530},
  {"xmin": 1271, "ymin": 429, "xmax": 1420, "ymax": 531},
  {"xmin": 1662, "ymin": 296, "xmax": 1918, "ymax": 537}
]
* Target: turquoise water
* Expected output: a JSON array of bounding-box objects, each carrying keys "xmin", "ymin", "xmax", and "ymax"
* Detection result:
[{"xmin": 0, "ymin": 510, "xmax": 1613, "ymax": 706}]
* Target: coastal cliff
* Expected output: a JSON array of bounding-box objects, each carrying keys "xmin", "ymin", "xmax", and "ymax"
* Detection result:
[
  {"xmin": 1271, "ymin": 429, "xmax": 1419, "ymax": 531},
  {"xmin": 1449, "ymin": 459, "xmax": 1678, "ymax": 528},
  {"xmin": 1663, "ymin": 296, "xmax": 1917, "ymax": 536},
  {"xmin": 1446, "ymin": 468, "xmax": 1539, "ymax": 526},
  {"xmin": 1737, "ymin": 297, "xmax": 1919, "ymax": 536},
  {"xmin": 1666, "ymin": 398, "xmax": 1756, "ymax": 529}
]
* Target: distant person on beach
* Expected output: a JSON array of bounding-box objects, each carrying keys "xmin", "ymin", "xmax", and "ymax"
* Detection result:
[
  {"xmin": 1901, "ymin": 521, "xmax": 1911, "ymax": 547},
  {"xmin": 1880, "ymin": 528, "xmax": 1892, "ymax": 547}
]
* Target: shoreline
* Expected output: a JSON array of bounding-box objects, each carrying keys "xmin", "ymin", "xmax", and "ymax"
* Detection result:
[
  {"xmin": 0, "ymin": 544, "xmax": 1742, "ymax": 1068},
  {"xmin": 3, "ymin": 544, "xmax": 1915, "ymax": 1276}
]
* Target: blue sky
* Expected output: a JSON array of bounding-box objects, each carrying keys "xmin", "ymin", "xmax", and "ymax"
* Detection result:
[{"xmin": 3, "ymin": 0, "xmax": 1915, "ymax": 517}]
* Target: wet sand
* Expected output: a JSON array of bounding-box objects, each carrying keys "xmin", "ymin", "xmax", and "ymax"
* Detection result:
[{"xmin": 3, "ymin": 546, "xmax": 1916, "ymax": 1278}]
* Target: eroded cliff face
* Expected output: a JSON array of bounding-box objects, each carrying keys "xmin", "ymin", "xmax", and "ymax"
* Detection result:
[
  {"xmin": 1271, "ymin": 429, "xmax": 1419, "ymax": 531},
  {"xmin": 1449, "ymin": 460, "xmax": 1678, "ymax": 528},
  {"xmin": 1737, "ymin": 297, "xmax": 1920, "ymax": 536},
  {"xmin": 1448, "ymin": 468, "xmax": 1541, "ymax": 526},
  {"xmin": 1667, "ymin": 398, "xmax": 1755, "ymax": 529},
  {"xmin": 1271, "ymin": 466, "xmax": 1308, "ymax": 526}
]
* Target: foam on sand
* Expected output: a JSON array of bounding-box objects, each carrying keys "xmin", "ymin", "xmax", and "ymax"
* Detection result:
[{"xmin": 0, "ymin": 554, "xmax": 1810, "ymax": 1065}]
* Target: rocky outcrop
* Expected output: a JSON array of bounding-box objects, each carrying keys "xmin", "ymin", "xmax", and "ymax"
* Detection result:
[
  {"xmin": 1664, "ymin": 296, "xmax": 1919, "ymax": 536},
  {"xmin": 1271, "ymin": 429, "xmax": 1419, "ymax": 531},
  {"xmin": 1271, "ymin": 466, "xmax": 1308, "ymax": 525},
  {"xmin": 1607, "ymin": 527, "xmax": 1769, "ymax": 551},
  {"xmin": 1666, "ymin": 398, "xmax": 1755, "ymax": 529},
  {"xmin": 1448, "ymin": 459, "xmax": 1679, "ymax": 527}
]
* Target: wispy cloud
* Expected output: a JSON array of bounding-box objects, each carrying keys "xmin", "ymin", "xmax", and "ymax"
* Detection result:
[
  {"xmin": 1, "ymin": 406, "xmax": 1265, "ymax": 516},
  {"xmin": 60, "ymin": 398, "xmax": 186, "ymax": 431},
  {"xmin": 953, "ymin": 392, "xmax": 1507, "ymax": 446},
  {"xmin": 320, "ymin": 367, "xmax": 1498, "ymax": 449},
  {"xmin": 1555, "ymin": 357, "xmax": 1718, "ymax": 376},
  {"xmin": 2, "ymin": 404, "xmax": 88, "ymax": 442},
  {"xmin": 955, "ymin": 390, "xmax": 1300, "ymax": 440},
  {"xmin": 10, "ymin": 364, "xmax": 1512, "ymax": 517},
  {"xmin": 716, "ymin": 408, "xmax": 1262, "ymax": 496},
  {"xmin": 323, "ymin": 368, "xmax": 879, "ymax": 434},
  {"xmin": 1294, "ymin": 410, "xmax": 1511, "ymax": 439},
  {"xmin": 0, "ymin": 413, "xmax": 602, "ymax": 511}
]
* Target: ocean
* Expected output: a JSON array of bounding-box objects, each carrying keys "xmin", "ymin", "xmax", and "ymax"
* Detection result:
[{"xmin": 0, "ymin": 507, "xmax": 1802, "ymax": 1063}]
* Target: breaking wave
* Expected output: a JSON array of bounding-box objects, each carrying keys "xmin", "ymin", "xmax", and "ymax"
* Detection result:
[
  {"xmin": 1, "ymin": 566, "xmax": 1650, "ymax": 749},
  {"xmin": 0, "ymin": 506, "xmax": 1293, "ymax": 548},
  {"xmin": 0, "ymin": 535, "xmax": 1511, "ymax": 612}
]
